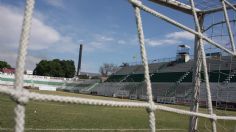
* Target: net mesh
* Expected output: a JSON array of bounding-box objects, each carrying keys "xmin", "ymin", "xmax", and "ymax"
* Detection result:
[
  {"xmin": 176, "ymin": 0, "xmax": 236, "ymax": 11},
  {"xmin": 0, "ymin": 0, "xmax": 236, "ymax": 132}
]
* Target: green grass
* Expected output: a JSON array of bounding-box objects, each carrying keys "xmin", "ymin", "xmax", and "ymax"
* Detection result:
[{"xmin": 0, "ymin": 90, "xmax": 236, "ymax": 132}]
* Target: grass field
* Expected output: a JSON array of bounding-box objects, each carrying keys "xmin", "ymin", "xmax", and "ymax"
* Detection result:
[{"xmin": 0, "ymin": 90, "xmax": 236, "ymax": 132}]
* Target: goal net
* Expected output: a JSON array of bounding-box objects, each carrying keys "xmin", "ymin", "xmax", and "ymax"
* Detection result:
[{"xmin": 0, "ymin": 0, "xmax": 236, "ymax": 132}]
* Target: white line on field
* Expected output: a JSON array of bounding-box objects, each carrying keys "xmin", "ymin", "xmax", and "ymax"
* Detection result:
[{"xmin": 0, "ymin": 128, "xmax": 186, "ymax": 131}]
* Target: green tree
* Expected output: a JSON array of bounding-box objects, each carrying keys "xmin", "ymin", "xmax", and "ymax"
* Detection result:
[
  {"xmin": 99, "ymin": 63, "xmax": 118, "ymax": 77},
  {"xmin": 33, "ymin": 59, "xmax": 75, "ymax": 78},
  {"xmin": 60, "ymin": 60, "xmax": 76, "ymax": 78},
  {"xmin": 0, "ymin": 61, "xmax": 11, "ymax": 69}
]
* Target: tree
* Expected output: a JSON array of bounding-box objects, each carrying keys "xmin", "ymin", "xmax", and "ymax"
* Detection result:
[
  {"xmin": 99, "ymin": 63, "xmax": 118, "ymax": 77},
  {"xmin": 0, "ymin": 61, "xmax": 11, "ymax": 69},
  {"xmin": 60, "ymin": 60, "xmax": 76, "ymax": 78},
  {"xmin": 121, "ymin": 62, "xmax": 129, "ymax": 67},
  {"xmin": 33, "ymin": 59, "xmax": 75, "ymax": 78}
]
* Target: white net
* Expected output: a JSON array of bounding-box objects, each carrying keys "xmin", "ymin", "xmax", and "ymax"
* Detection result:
[{"xmin": 0, "ymin": 0, "xmax": 236, "ymax": 132}]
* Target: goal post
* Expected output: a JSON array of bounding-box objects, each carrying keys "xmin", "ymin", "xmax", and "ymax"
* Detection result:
[{"xmin": 0, "ymin": 0, "xmax": 236, "ymax": 132}]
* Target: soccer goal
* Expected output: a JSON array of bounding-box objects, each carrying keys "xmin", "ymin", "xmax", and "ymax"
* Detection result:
[{"xmin": 0, "ymin": 0, "xmax": 236, "ymax": 132}]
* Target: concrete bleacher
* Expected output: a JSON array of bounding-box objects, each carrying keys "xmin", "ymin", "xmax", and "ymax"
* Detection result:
[
  {"xmin": 92, "ymin": 56, "xmax": 236, "ymax": 105},
  {"xmin": 87, "ymin": 81, "xmax": 236, "ymax": 106},
  {"xmin": 176, "ymin": 83, "xmax": 236, "ymax": 103},
  {"xmin": 115, "ymin": 56, "xmax": 236, "ymax": 76},
  {"xmin": 90, "ymin": 83, "xmax": 124, "ymax": 96},
  {"xmin": 158, "ymin": 61, "xmax": 193, "ymax": 73},
  {"xmin": 201, "ymin": 84, "xmax": 236, "ymax": 103},
  {"xmin": 132, "ymin": 65, "xmax": 144, "ymax": 74},
  {"xmin": 58, "ymin": 79, "xmax": 100, "ymax": 93},
  {"xmin": 115, "ymin": 65, "xmax": 141, "ymax": 75}
]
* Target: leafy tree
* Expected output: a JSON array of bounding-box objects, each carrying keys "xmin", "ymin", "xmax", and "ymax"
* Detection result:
[
  {"xmin": 0, "ymin": 61, "xmax": 11, "ymax": 69},
  {"xmin": 33, "ymin": 59, "xmax": 75, "ymax": 78},
  {"xmin": 99, "ymin": 63, "xmax": 118, "ymax": 77},
  {"xmin": 60, "ymin": 60, "xmax": 75, "ymax": 78}
]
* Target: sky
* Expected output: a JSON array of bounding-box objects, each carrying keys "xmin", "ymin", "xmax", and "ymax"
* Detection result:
[{"xmin": 0, "ymin": 0, "xmax": 233, "ymax": 73}]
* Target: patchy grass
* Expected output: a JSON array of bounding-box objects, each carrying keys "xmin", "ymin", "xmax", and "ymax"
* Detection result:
[{"xmin": 0, "ymin": 90, "xmax": 236, "ymax": 131}]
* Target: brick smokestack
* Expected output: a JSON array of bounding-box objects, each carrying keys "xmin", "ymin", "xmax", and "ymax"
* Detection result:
[{"xmin": 77, "ymin": 44, "xmax": 83, "ymax": 76}]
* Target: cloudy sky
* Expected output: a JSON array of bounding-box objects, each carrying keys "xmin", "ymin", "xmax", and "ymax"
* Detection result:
[{"xmin": 0, "ymin": 0, "xmax": 213, "ymax": 73}]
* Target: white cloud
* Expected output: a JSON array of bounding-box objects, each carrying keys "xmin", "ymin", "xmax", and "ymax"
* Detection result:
[
  {"xmin": 94, "ymin": 34, "xmax": 114, "ymax": 42},
  {"xmin": 84, "ymin": 34, "xmax": 116, "ymax": 52},
  {"xmin": 30, "ymin": 19, "xmax": 60, "ymax": 50},
  {"xmin": 52, "ymin": 36, "xmax": 78, "ymax": 52},
  {"xmin": 145, "ymin": 38, "xmax": 180, "ymax": 46},
  {"xmin": 0, "ymin": 5, "xmax": 60, "ymax": 50},
  {"xmin": 145, "ymin": 31, "xmax": 194, "ymax": 47},
  {"xmin": 117, "ymin": 40, "xmax": 126, "ymax": 44},
  {"xmin": 166, "ymin": 31, "xmax": 194, "ymax": 40},
  {"xmin": 43, "ymin": 0, "xmax": 64, "ymax": 8},
  {"xmin": 0, "ymin": 49, "xmax": 41, "ymax": 70},
  {"xmin": 0, "ymin": 4, "xmax": 77, "ymax": 69}
]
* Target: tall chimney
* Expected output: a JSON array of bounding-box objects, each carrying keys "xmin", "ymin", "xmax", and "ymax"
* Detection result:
[{"xmin": 77, "ymin": 44, "xmax": 83, "ymax": 76}]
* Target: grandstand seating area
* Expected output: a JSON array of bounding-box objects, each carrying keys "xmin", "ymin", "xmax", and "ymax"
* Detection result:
[
  {"xmin": 90, "ymin": 82, "xmax": 132, "ymax": 97},
  {"xmin": 80, "ymin": 56, "xmax": 236, "ymax": 109},
  {"xmin": 86, "ymin": 82, "xmax": 236, "ymax": 106},
  {"xmin": 106, "ymin": 70, "xmax": 236, "ymax": 83},
  {"xmin": 106, "ymin": 56, "xmax": 236, "ymax": 83},
  {"xmin": 57, "ymin": 79, "xmax": 100, "ymax": 93}
]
